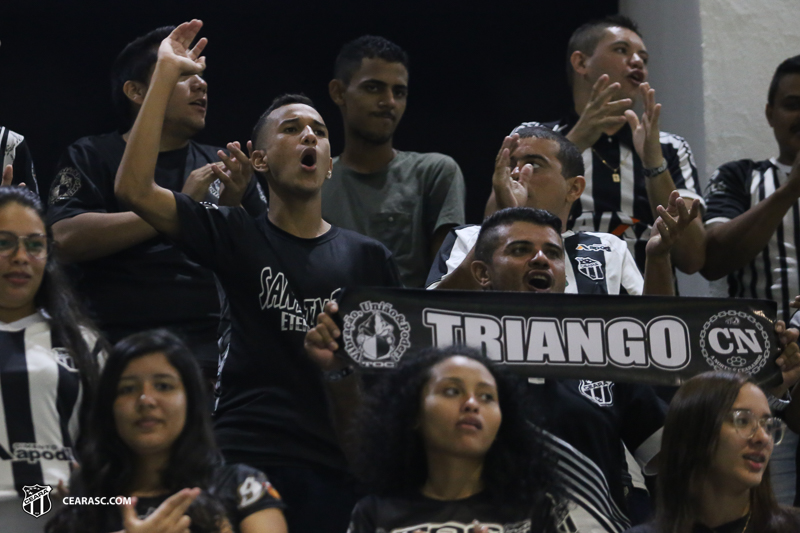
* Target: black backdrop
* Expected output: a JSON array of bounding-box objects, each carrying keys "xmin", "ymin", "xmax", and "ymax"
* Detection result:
[{"xmin": 0, "ymin": 0, "xmax": 616, "ymax": 222}]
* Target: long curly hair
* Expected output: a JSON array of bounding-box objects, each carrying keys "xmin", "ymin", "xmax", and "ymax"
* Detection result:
[
  {"xmin": 47, "ymin": 329, "xmax": 224, "ymax": 533},
  {"xmin": 654, "ymin": 371, "xmax": 800, "ymax": 533},
  {"xmin": 353, "ymin": 345, "xmax": 564, "ymax": 529}
]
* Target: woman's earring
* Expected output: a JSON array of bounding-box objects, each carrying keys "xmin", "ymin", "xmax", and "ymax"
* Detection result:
[{"xmin": 326, "ymin": 170, "xmax": 332, "ymax": 179}]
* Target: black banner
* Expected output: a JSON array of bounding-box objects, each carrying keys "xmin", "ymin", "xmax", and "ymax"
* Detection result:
[{"xmin": 336, "ymin": 288, "xmax": 782, "ymax": 387}]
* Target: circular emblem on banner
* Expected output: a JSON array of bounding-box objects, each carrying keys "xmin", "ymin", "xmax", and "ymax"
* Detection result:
[
  {"xmin": 343, "ymin": 301, "xmax": 411, "ymax": 368},
  {"xmin": 699, "ymin": 311, "xmax": 770, "ymax": 374},
  {"xmin": 49, "ymin": 167, "xmax": 82, "ymax": 205}
]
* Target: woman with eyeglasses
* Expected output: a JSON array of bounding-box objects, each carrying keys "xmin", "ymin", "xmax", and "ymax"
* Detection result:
[
  {"xmin": 626, "ymin": 371, "xmax": 800, "ymax": 533},
  {"xmin": 0, "ymin": 186, "xmax": 103, "ymax": 531}
]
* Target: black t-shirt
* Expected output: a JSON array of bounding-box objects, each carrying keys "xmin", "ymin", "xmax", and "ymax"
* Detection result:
[
  {"xmin": 528, "ymin": 379, "xmax": 665, "ymax": 530},
  {"xmin": 348, "ymin": 492, "xmax": 565, "ymax": 533},
  {"xmin": 173, "ymin": 192, "xmax": 401, "ymax": 472},
  {"xmin": 46, "ymin": 132, "xmax": 266, "ymax": 343},
  {"xmin": 103, "ymin": 464, "xmax": 284, "ymax": 533}
]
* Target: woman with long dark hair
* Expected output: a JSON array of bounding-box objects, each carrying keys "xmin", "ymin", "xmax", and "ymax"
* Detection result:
[
  {"xmin": 47, "ymin": 330, "xmax": 287, "ymax": 533},
  {"xmin": 627, "ymin": 371, "xmax": 800, "ymax": 533},
  {"xmin": 0, "ymin": 185, "xmax": 103, "ymax": 531},
  {"xmin": 348, "ymin": 345, "xmax": 566, "ymax": 533}
]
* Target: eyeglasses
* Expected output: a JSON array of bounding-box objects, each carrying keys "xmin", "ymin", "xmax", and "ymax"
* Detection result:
[
  {"xmin": 729, "ymin": 409, "xmax": 786, "ymax": 445},
  {"xmin": 0, "ymin": 231, "xmax": 50, "ymax": 260}
]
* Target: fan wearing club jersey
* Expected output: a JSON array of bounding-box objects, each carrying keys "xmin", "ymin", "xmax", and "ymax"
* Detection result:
[
  {"xmin": 428, "ymin": 125, "xmax": 699, "ymax": 296},
  {"xmin": 484, "ymin": 16, "xmax": 705, "ymax": 275},
  {"xmin": 113, "ymin": 21, "xmax": 401, "ymax": 533}
]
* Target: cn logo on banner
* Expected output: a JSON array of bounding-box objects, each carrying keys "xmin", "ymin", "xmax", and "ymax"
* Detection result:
[{"xmin": 22, "ymin": 484, "xmax": 52, "ymax": 518}]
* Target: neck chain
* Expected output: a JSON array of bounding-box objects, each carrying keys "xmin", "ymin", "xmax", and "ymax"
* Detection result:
[
  {"xmin": 740, "ymin": 511, "xmax": 751, "ymax": 533},
  {"xmin": 591, "ymin": 147, "xmax": 621, "ymax": 183}
]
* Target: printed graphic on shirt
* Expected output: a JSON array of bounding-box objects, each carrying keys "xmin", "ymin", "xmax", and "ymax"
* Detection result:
[
  {"xmin": 54, "ymin": 348, "xmax": 79, "ymax": 372},
  {"xmin": 390, "ymin": 520, "xmax": 525, "ymax": 533},
  {"xmin": 575, "ymin": 257, "xmax": 605, "ymax": 281},
  {"xmin": 575, "ymin": 243, "xmax": 612, "ymax": 253},
  {"xmin": 21, "ymin": 484, "xmax": 52, "ymax": 518},
  {"xmin": 49, "ymin": 167, "xmax": 81, "ymax": 205},
  {"xmin": 578, "ymin": 380, "xmax": 615, "ymax": 407},
  {"xmin": 258, "ymin": 266, "xmax": 340, "ymax": 332}
]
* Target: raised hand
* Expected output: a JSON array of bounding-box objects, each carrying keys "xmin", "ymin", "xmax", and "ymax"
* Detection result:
[
  {"xmin": 645, "ymin": 190, "xmax": 700, "ymax": 257},
  {"xmin": 181, "ymin": 162, "xmax": 223, "ymax": 201},
  {"xmin": 120, "ymin": 487, "xmax": 199, "ymax": 533},
  {"xmin": 304, "ymin": 301, "xmax": 345, "ymax": 372},
  {"xmin": 215, "ymin": 141, "xmax": 255, "ymax": 207},
  {"xmin": 771, "ymin": 320, "xmax": 800, "ymax": 395},
  {"xmin": 625, "ymin": 82, "xmax": 664, "ymax": 169},
  {"xmin": 492, "ymin": 135, "xmax": 529, "ymax": 209},
  {"xmin": 158, "ymin": 20, "xmax": 207, "ymax": 77},
  {"xmin": 567, "ymin": 74, "xmax": 631, "ymax": 151}
]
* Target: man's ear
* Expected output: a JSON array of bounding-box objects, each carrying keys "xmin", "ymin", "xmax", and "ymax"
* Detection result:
[
  {"xmin": 566, "ymin": 176, "xmax": 586, "ymax": 203},
  {"xmin": 122, "ymin": 80, "xmax": 148, "ymax": 105},
  {"xmin": 251, "ymin": 149, "xmax": 269, "ymax": 175},
  {"xmin": 570, "ymin": 50, "xmax": 589, "ymax": 78},
  {"xmin": 470, "ymin": 260, "xmax": 493, "ymax": 290},
  {"xmin": 329, "ymin": 79, "xmax": 346, "ymax": 107}
]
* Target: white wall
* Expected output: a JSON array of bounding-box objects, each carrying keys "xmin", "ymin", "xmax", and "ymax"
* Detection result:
[{"xmin": 620, "ymin": 0, "xmax": 800, "ymax": 296}]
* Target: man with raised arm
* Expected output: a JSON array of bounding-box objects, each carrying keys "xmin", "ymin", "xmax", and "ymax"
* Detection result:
[
  {"xmin": 114, "ymin": 21, "xmax": 400, "ymax": 533},
  {"xmin": 486, "ymin": 15, "xmax": 705, "ymax": 275},
  {"xmin": 428, "ymin": 125, "xmax": 699, "ymax": 296},
  {"xmin": 323, "ymin": 35, "xmax": 466, "ymax": 287},
  {"xmin": 47, "ymin": 25, "xmax": 266, "ymax": 376},
  {"xmin": 702, "ymin": 55, "xmax": 800, "ymax": 506}
]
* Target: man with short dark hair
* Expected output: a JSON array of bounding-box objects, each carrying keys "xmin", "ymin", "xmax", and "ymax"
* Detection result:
[
  {"xmin": 429, "ymin": 126, "xmax": 696, "ymax": 296},
  {"xmin": 702, "ymin": 54, "xmax": 800, "ymax": 505},
  {"xmin": 114, "ymin": 21, "xmax": 400, "ymax": 533},
  {"xmin": 324, "ymin": 35, "xmax": 466, "ymax": 288},
  {"xmin": 488, "ymin": 15, "xmax": 705, "ymax": 275},
  {"xmin": 47, "ymin": 25, "xmax": 266, "ymax": 375}
]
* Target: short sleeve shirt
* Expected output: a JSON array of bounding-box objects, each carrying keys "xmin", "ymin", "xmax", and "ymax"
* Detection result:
[
  {"xmin": 46, "ymin": 132, "xmax": 266, "ymax": 340},
  {"xmin": 172, "ymin": 192, "xmax": 401, "ymax": 471},
  {"xmin": 322, "ymin": 151, "xmax": 466, "ymax": 288}
]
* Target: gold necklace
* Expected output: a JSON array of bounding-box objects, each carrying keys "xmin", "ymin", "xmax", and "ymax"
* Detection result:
[
  {"xmin": 591, "ymin": 148, "xmax": 621, "ymax": 183},
  {"xmin": 740, "ymin": 511, "xmax": 751, "ymax": 533}
]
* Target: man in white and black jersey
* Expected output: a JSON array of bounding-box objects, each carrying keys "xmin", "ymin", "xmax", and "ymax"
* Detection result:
[
  {"xmin": 428, "ymin": 124, "xmax": 698, "ymax": 296},
  {"xmin": 484, "ymin": 15, "xmax": 705, "ymax": 274},
  {"xmin": 702, "ymin": 55, "xmax": 800, "ymax": 507}
]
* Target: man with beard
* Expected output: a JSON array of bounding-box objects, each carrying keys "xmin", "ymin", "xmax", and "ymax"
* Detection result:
[{"xmin": 323, "ymin": 35, "xmax": 466, "ymax": 288}]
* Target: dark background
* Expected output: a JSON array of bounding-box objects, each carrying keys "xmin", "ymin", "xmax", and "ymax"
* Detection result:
[{"xmin": 0, "ymin": 0, "xmax": 616, "ymax": 222}]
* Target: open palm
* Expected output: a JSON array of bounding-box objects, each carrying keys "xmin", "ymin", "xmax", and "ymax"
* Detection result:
[{"xmin": 158, "ymin": 20, "xmax": 207, "ymax": 76}]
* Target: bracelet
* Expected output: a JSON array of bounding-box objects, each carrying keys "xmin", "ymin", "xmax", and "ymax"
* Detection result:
[
  {"xmin": 767, "ymin": 391, "xmax": 792, "ymax": 412},
  {"xmin": 323, "ymin": 365, "xmax": 355, "ymax": 382},
  {"xmin": 643, "ymin": 159, "xmax": 668, "ymax": 178}
]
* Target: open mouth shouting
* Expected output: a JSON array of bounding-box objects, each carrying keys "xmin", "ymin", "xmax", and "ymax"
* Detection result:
[
  {"xmin": 525, "ymin": 270, "xmax": 554, "ymax": 292},
  {"xmin": 300, "ymin": 147, "xmax": 317, "ymax": 171},
  {"xmin": 627, "ymin": 70, "xmax": 645, "ymax": 86}
]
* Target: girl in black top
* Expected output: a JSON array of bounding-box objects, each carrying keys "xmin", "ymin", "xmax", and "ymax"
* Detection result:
[
  {"xmin": 348, "ymin": 346, "xmax": 566, "ymax": 533},
  {"xmin": 47, "ymin": 330, "xmax": 285, "ymax": 533},
  {"xmin": 627, "ymin": 371, "xmax": 800, "ymax": 533}
]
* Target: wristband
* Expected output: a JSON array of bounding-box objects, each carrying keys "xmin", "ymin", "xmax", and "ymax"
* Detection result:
[
  {"xmin": 643, "ymin": 159, "xmax": 668, "ymax": 178},
  {"xmin": 323, "ymin": 365, "xmax": 355, "ymax": 382},
  {"xmin": 767, "ymin": 391, "xmax": 792, "ymax": 412}
]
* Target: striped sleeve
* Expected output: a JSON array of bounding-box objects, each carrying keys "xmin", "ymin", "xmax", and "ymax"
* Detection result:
[
  {"xmin": 660, "ymin": 132, "xmax": 703, "ymax": 204},
  {"xmin": 703, "ymin": 160, "xmax": 755, "ymax": 225}
]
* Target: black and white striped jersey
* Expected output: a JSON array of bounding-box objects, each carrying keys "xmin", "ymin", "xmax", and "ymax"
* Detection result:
[
  {"xmin": 0, "ymin": 312, "xmax": 99, "ymax": 501},
  {"xmin": 704, "ymin": 158, "xmax": 800, "ymax": 324},
  {"xmin": 426, "ymin": 224, "xmax": 643, "ymax": 295},
  {"xmin": 0, "ymin": 126, "xmax": 38, "ymax": 194},
  {"xmin": 513, "ymin": 114, "xmax": 703, "ymax": 272}
]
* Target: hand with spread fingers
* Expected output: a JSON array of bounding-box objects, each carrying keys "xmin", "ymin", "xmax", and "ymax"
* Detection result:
[
  {"xmin": 120, "ymin": 487, "xmax": 200, "ymax": 533},
  {"xmin": 567, "ymin": 74, "xmax": 632, "ymax": 152},
  {"xmin": 181, "ymin": 162, "xmax": 223, "ymax": 201},
  {"xmin": 158, "ymin": 20, "xmax": 208, "ymax": 77},
  {"xmin": 645, "ymin": 190, "xmax": 700, "ymax": 257},
  {"xmin": 625, "ymin": 82, "xmax": 664, "ymax": 169},
  {"xmin": 215, "ymin": 141, "xmax": 255, "ymax": 207},
  {"xmin": 304, "ymin": 301, "xmax": 346, "ymax": 372},
  {"xmin": 492, "ymin": 134, "xmax": 530, "ymax": 210}
]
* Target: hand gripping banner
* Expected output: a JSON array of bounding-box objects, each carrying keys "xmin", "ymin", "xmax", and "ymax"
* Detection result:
[{"xmin": 335, "ymin": 287, "xmax": 782, "ymax": 387}]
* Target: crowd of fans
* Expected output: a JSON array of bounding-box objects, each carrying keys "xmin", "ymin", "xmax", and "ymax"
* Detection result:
[{"xmin": 3, "ymin": 12, "xmax": 800, "ymax": 533}]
